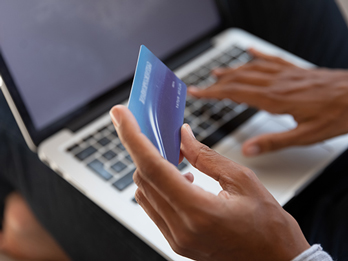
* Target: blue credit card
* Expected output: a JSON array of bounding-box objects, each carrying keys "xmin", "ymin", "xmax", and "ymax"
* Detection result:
[{"xmin": 128, "ymin": 45, "xmax": 187, "ymax": 166}]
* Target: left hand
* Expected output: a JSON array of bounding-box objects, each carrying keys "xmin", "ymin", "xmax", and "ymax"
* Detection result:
[
  {"xmin": 110, "ymin": 105, "xmax": 309, "ymax": 261},
  {"xmin": 188, "ymin": 49, "xmax": 348, "ymax": 156}
]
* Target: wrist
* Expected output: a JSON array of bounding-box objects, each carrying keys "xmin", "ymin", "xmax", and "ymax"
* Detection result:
[{"xmin": 291, "ymin": 244, "xmax": 332, "ymax": 261}]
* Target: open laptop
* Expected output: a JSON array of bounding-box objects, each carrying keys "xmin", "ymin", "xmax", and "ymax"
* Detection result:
[{"xmin": 1, "ymin": 1, "xmax": 348, "ymax": 260}]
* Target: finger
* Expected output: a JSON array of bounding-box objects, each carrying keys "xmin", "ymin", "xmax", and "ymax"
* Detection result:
[
  {"xmin": 134, "ymin": 189, "xmax": 177, "ymax": 248},
  {"xmin": 211, "ymin": 67, "xmax": 231, "ymax": 77},
  {"xmin": 216, "ymin": 70, "xmax": 274, "ymax": 86},
  {"xmin": 183, "ymin": 172, "xmax": 194, "ymax": 183},
  {"xmin": 134, "ymin": 170, "xmax": 197, "ymax": 248},
  {"xmin": 179, "ymin": 151, "xmax": 184, "ymax": 164},
  {"xmin": 133, "ymin": 170, "xmax": 183, "ymax": 227},
  {"xmin": 249, "ymin": 48, "xmax": 296, "ymax": 67},
  {"xmin": 180, "ymin": 124, "xmax": 258, "ymax": 193},
  {"xmin": 188, "ymin": 83, "xmax": 277, "ymax": 110},
  {"xmin": 110, "ymin": 105, "xmax": 199, "ymax": 207},
  {"xmin": 242, "ymin": 120, "xmax": 329, "ymax": 156},
  {"xmin": 212, "ymin": 59, "xmax": 284, "ymax": 77}
]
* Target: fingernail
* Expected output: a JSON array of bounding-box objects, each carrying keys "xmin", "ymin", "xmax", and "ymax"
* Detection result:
[
  {"xmin": 245, "ymin": 144, "xmax": 260, "ymax": 156},
  {"xmin": 110, "ymin": 107, "xmax": 120, "ymax": 127},
  {"xmin": 185, "ymin": 124, "xmax": 195, "ymax": 139},
  {"xmin": 188, "ymin": 87, "xmax": 199, "ymax": 93}
]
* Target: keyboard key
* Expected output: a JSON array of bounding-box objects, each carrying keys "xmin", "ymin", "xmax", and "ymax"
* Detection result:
[
  {"xmin": 98, "ymin": 126, "xmax": 108, "ymax": 133},
  {"xmin": 67, "ymin": 144, "xmax": 78, "ymax": 152},
  {"xmin": 103, "ymin": 150, "xmax": 116, "ymax": 160},
  {"xmin": 199, "ymin": 122, "xmax": 211, "ymax": 130},
  {"xmin": 238, "ymin": 52, "xmax": 253, "ymax": 63},
  {"xmin": 226, "ymin": 46, "xmax": 243, "ymax": 57},
  {"xmin": 201, "ymin": 103, "xmax": 214, "ymax": 111},
  {"xmin": 195, "ymin": 66, "xmax": 210, "ymax": 78},
  {"xmin": 125, "ymin": 155, "xmax": 133, "ymax": 163},
  {"xmin": 206, "ymin": 60, "xmax": 221, "ymax": 70},
  {"xmin": 221, "ymin": 106, "xmax": 233, "ymax": 114},
  {"xmin": 117, "ymin": 143, "xmax": 126, "ymax": 151},
  {"xmin": 184, "ymin": 116, "xmax": 193, "ymax": 125},
  {"xmin": 225, "ymin": 101, "xmax": 238, "ymax": 109},
  {"xmin": 210, "ymin": 112, "xmax": 224, "ymax": 121},
  {"xmin": 83, "ymin": 135, "xmax": 94, "ymax": 143},
  {"xmin": 192, "ymin": 109, "xmax": 203, "ymax": 117},
  {"xmin": 97, "ymin": 137, "xmax": 111, "ymax": 146},
  {"xmin": 177, "ymin": 161, "xmax": 188, "ymax": 171},
  {"xmin": 111, "ymin": 130, "xmax": 118, "ymax": 137},
  {"xmin": 197, "ymin": 104, "xmax": 214, "ymax": 115},
  {"xmin": 192, "ymin": 129, "xmax": 200, "ymax": 137},
  {"xmin": 216, "ymin": 54, "xmax": 233, "ymax": 64},
  {"xmin": 186, "ymin": 98, "xmax": 194, "ymax": 107},
  {"xmin": 88, "ymin": 159, "xmax": 113, "ymax": 180},
  {"xmin": 186, "ymin": 74, "xmax": 199, "ymax": 85},
  {"xmin": 113, "ymin": 169, "xmax": 136, "ymax": 191},
  {"xmin": 111, "ymin": 161, "xmax": 127, "ymax": 173},
  {"xmin": 75, "ymin": 146, "xmax": 97, "ymax": 161},
  {"xmin": 203, "ymin": 76, "xmax": 216, "ymax": 86}
]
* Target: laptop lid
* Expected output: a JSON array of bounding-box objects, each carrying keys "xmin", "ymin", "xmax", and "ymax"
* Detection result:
[{"xmin": 0, "ymin": 0, "xmax": 229, "ymax": 150}]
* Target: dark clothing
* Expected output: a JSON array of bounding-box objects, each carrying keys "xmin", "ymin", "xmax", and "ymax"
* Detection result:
[
  {"xmin": 226, "ymin": 0, "xmax": 348, "ymax": 69},
  {"xmin": 1, "ymin": 0, "xmax": 348, "ymax": 260}
]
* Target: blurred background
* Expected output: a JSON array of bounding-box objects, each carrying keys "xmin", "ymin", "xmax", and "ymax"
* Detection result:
[{"xmin": 337, "ymin": 0, "xmax": 348, "ymax": 21}]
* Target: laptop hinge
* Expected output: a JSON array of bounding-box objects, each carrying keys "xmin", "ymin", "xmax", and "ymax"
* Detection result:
[
  {"xmin": 66, "ymin": 84, "xmax": 131, "ymax": 133},
  {"xmin": 165, "ymin": 39, "xmax": 213, "ymax": 71}
]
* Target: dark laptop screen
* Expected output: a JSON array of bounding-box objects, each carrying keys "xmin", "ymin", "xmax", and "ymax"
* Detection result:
[{"xmin": 0, "ymin": 1, "xmax": 221, "ymax": 132}]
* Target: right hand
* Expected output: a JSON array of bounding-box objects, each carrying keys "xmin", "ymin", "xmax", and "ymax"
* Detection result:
[
  {"xmin": 188, "ymin": 49, "xmax": 348, "ymax": 156},
  {"xmin": 111, "ymin": 105, "xmax": 310, "ymax": 261}
]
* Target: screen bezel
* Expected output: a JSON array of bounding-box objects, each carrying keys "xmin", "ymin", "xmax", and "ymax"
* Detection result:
[{"xmin": 0, "ymin": 0, "xmax": 230, "ymax": 148}]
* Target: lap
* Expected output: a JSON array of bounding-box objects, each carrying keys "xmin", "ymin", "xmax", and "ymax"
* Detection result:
[
  {"xmin": 0, "ymin": 92, "xmax": 164, "ymax": 260},
  {"xmin": 284, "ymin": 148, "xmax": 348, "ymax": 260}
]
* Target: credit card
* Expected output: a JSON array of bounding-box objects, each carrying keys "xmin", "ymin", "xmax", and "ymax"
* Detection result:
[{"xmin": 128, "ymin": 45, "xmax": 187, "ymax": 166}]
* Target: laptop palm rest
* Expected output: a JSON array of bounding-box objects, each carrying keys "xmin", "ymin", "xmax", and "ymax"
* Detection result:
[
  {"xmin": 222, "ymin": 119, "xmax": 332, "ymax": 204},
  {"xmin": 191, "ymin": 114, "xmax": 333, "ymax": 206}
]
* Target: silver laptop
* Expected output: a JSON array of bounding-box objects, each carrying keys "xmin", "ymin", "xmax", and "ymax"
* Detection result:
[{"xmin": 1, "ymin": 1, "xmax": 348, "ymax": 260}]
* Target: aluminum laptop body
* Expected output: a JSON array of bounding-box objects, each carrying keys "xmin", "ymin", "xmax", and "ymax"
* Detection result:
[{"xmin": 1, "ymin": 1, "xmax": 348, "ymax": 260}]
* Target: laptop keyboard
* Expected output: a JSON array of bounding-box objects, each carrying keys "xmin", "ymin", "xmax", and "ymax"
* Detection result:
[
  {"xmin": 181, "ymin": 46, "xmax": 252, "ymax": 145},
  {"xmin": 66, "ymin": 45, "xmax": 252, "ymax": 193}
]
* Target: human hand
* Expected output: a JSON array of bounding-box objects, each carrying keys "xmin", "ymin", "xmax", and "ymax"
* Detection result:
[
  {"xmin": 188, "ymin": 49, "xmax": 348, "ymax": 156},
  {"xmin": 110, "ymin": 105, "xmax": 310, "ymax": 261}
]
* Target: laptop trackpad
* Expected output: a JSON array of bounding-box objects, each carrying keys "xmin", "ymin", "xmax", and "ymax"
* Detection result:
[{"xmin": 220, "ymin": 120, "xmax": 333, "ymax": 204}]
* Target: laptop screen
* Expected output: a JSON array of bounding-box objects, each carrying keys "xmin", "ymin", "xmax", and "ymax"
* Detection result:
[{"xmin": 0, "ymin": 1, "xmax": 222, "ymax": 138}]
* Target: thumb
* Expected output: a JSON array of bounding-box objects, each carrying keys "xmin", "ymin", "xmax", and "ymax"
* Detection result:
[
  {"xmin": 180, "ymin": 124, "xmax": 259, "ymax": 193},
  {"xmin": 242, "ymin": 124, "xmax": 315, "ymax": 156}
]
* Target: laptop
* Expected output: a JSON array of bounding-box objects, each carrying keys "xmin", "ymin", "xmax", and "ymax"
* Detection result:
[{"xmin": 1, "ymin": 1, "xmax": 348, "ymax": 260}]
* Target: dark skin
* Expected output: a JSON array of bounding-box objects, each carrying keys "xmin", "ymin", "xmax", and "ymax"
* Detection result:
[
  {"xmin": 110, "ymin": 50, "xmax": 348, "ymax": 260},
  {"xmin": 2, "ymin": 50, "xmax": 346, "ymax": 260},
  {"xmin": 110, "ymin": 106, "xmax": 310, "ymax": 261},
  {"xmin": 188, "ymin": 49, "xmax": 348, "ymax": 156}
]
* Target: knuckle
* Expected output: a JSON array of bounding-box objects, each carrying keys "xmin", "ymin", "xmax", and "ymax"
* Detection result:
[
  {"xmin": 235, "ymin": 166, "xmax": 257, "ymax": 185},
  {"xmin": 133, "ymin": 170, "xmax": 142, "ymax": 187},
  {"xmin": 134, "ymin": 189, "xmax": 145, "ymax": 205},
  {"xmin": 174, "ymin": 232, "xmax": 195, "ymax": 251},
  {"xmin": 266, "ymin": 136, "xmax": 283, "ymax": 151},
  {"xmin": 171, "ymin": 243, "xmax": 189, "ymax": 257},
  {"xmin": 194, "ymin": 144, "xmax": 217, "ymax": 168},
  {"xmin": 242, "ymin": 167, "xmax": 256, "ymax": 179},
  {"xmin": 248, "ymin": 60, "xmax": 265, "ymax": 70},
  {"xmin": 188, "ymin": 213, "xmax": 215, "ymax": 234},
  {"xmin": 138, "ymin": 158, "xmax": 166, "ymax": 182}
]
